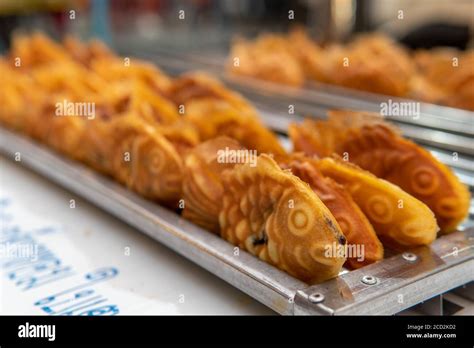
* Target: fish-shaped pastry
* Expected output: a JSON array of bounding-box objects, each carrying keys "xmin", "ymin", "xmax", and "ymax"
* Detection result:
[
  {"xmin": 154, "ymin": 120, "xmax": 200, "ymax": 158},
  {"xmin": 182, "ymin": 136, "xmax": 246, "ymax": 232},
  {"xmin": 90, "ymin": 55, "xmax": 173, "ymax": 94},
  {"xmin": 227, "ymin": 34, "xmax": 305, "ymax": 87},
  {"xmin": 167, "ymin": 72, "xmax": 258, "ymax": 115},
  {"xmin": 89, "ymin": 63, "xmax": 180, "ymax": 126},
  {"xmin": 285, "ymin": 27, "xmax": 333, "ymax": 83},
  {"xmin": 316, "ymin": 156, "xmax": 439, "ymax": 247},
  {"xmin": 328, "ymin": 34, "xmax": 415, "ymax": 97},
  {"xmin": 0, "ymin": 59, "xmax": 45, "ymax": 134},
  {"xmin": 290, "ymin": 110, "xmax": 470, "ymax": 233},
  {"xmin": 62, "ymin": 35, "xmax": 114, "ymax": 66},
  {"xmin": 219, "ymin": 154, "xmax": 346, "ymax": 284},
  {"xmin": 82, "ymin": 115, "xmax": 184, "ymax": 205},
  {"xmin": 414, "ymin": 49, "xmax": 474, "ymax": 111},
  {"xmin": 167, "ymin": 72, "xmax": 285, "ymax": 155},
  {"xmin": 8, "ymin": 32, "xmax": 71, "ymax": 69},
  {"xmin": 184, "ymin": 99, "xmax": 286, "ymax": 155},
  {"xmin": 277, "ymin": 154, "xmax": 383, "ymax": 269},
  {"xmin": 111, "ymin": 116, "xmax": 184, "ymax": 205}
]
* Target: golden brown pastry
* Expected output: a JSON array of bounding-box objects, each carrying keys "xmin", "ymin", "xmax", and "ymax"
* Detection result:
[
  {"xmin": 2, "ymin": 33, "xmax": 186, "ymax": 206},
  {"xmin": 62, "ymin": 114, "xmax": 185, "ymax": 206},
  {"xmin": 78, "ymin": 117, "xmax": 116, "ymax": 173},
  {"xmin": 100, "ymin": 115, "xmax": 184, "ymax": 205},
  {"xmin": 289, "ymin": 119, "xmax": 339, "ymax": 158},
  {"xmin": 166, "ymin": 72, "xmax": 286, "ymax": 155},
  {"xmin": 227, "ymin": 31, "xmax": 414, "ymax": 96},
  {"xmin": 316, "ymin": 156, "xmax": 438, "ymax": 247},
  {"xmin": 0, "ymin": 34, "xmax": 343, "ymax": 284},
  {"xmin": 6, "ymin": 33, "xmax": 469, "ymax": 286},
  {"xmin": 123, "ymin": 80, "xmax": 180, "ymax": 125},
  {"xmin": 155, "ymin": 121, "xmax": 200, "ymax": 157},
  {"xmin": 277, "ymin": 154, "xmax": 383, "ymax": 268},
  {"xmin": 285, "ymin": 28, "xmax": 331, "ymax": 83},
  {"xmin": 88, "ymin": 59, "xmax": 180, "ymax": 126},
  {"xmin": 0, "ymin": 59, "xmax": 42, "ymax": 132},
  {"xmin": 227, "ymin": 35, "xmax": 305, "ymax": 87},
  {"xmin": 227, "ymin": 29, "xmax": 474, "ymax": 110},
  {"xmin": 184, "ymin": 99, "xmax": 286, "ymax": 155},
  {"xmin": 44, "ymin": 112, "xmax": 86, "ymax": 159},
  {"xmin": 91, "ymin": 57, "xmax": 173, "ymax": 96},
  {"xmin": 62, "ymin": 35, "xmax": 114, "ymax": 66},
  {"xmin": 219, "ymin": 154, "xmax": 346, "ymax": 283},
  {"xmin": 408, "ymin": 74, "xmax": 446, "ymax": 105},
  {"xmin": 181, "ymin": 136, "xmax": 246, "ymax": 232},
  {"xmin": 8, "ymin": 32, "xmax": 71, "ymax": 69},
  {"xmin": 413, "ymin": 49, "xmax": 474, "ymax": 110},
  {"xmin": 291, "ymin": 110, "xmax": 470, "ymax": 233},
  {"xmin": 167, "ymin": 71, "xmax": 258, "ymax": 114},
  {"xmin": 0, "ymin": 61, "xmax": 91, "ymax": 156},
  {"xmin": 329, "ymin": 34, "xmax": 415, "ymax": 97}
]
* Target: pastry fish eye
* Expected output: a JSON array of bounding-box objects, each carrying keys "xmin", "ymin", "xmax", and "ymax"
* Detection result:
[
  {"xmin": 337, "ymin": 233, "xmax": 347, "ymax": 246},
  {"xmin": 284, "ymin": 198, "xmax": 316, "ymax": 237},
  {"xmin": 147, "ymin": 148, "xmax": 165, "ymax": 174},
  {"xmin": 365, "ymin": 195, "xmax": 394, "ymax": 224},
  {"xmin": 410, "ymin": 166, "xmax": 439, "ymax": 196}
]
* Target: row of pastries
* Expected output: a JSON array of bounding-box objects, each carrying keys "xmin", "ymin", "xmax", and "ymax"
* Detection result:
[
  {"xmin": 228, "ymin": 28, "xmax": 474, "ymax": 111},
  {"xmin": 0, "ymin": 33, "xmax": 470, "ymax": 284}
]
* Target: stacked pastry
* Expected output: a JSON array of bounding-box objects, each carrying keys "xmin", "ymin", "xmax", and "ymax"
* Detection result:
[
  {"xmin": 0, "ymin": 33, "xmax": 283, "ymax": 204},
  {"xmin": 228, "ymin": 28, "xmax": 474, "ymax": 110},
  {"xmin": 1, "ymin": 34, "xmax": 470, "ymax": 284}
]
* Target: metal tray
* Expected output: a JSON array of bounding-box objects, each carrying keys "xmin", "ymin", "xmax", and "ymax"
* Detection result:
[
  {"xmin": 128, "ymin": 49, "xmax": 474, "ymax": 157},
  {"xmin": 1, "ymin": 127, "xmax": 473, "ymax": 315},
  {"xmin": 127, "ymin": 49, "xmax": 474, "ymax": 129}
]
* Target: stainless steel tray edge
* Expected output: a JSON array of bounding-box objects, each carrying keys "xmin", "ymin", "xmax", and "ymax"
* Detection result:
[{"xmin": 295, "ymin": 231, "xmax": 474, "ymax": 315}]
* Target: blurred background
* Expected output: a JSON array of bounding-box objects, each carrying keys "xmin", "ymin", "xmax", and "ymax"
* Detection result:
[
  {"xmin": 0, "ymin": 1, "xmax": 473, "ymax": 317},
  {"xmin": 0, "ymin": 0, "xmax": 473, "ymax": 56}
]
